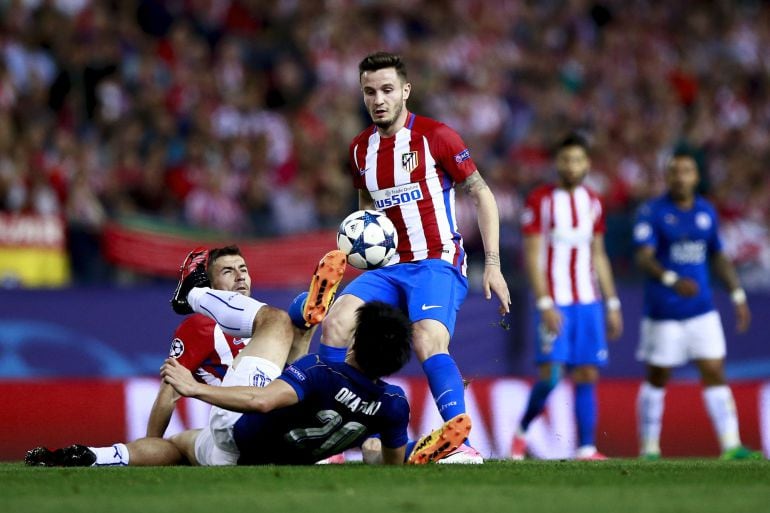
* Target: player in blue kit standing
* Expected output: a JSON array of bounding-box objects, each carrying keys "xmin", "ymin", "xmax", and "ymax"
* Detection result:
[
  {"xmin": 161, "ymin": 300, "xmax": 470, "ymax": 465},
  {"xmin": 633, "ymin": 151, "xmax": 761, "ymax": 460}
]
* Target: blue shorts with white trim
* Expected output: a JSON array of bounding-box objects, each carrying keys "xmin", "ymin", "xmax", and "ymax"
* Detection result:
[
  {"xmin": 340, "ymin": 259, "xmax": 468, "ymax": 336},
  {"xmin": 534, "ymin": 301, "xmax": 608, "ymax": 367}
]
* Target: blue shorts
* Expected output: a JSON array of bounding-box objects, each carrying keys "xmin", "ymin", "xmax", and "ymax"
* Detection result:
[
  {"xmin": 341, "ymin": 259, "xmax": 468, "ymax": 336},
  {"xmin": 534, "ymin": 301, "xmax": 608, "ymax": 367}
]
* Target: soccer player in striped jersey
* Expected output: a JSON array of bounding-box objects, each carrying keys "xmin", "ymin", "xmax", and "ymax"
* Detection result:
[
  {"xmin": 146, "ymin": 246, "xmax": 261, "ymax": 439},
  {"xmin": 25, "ymin": 247, "xmax": 338, "ymax": 467},
  {"xmin": 511, "ymin": 135, "xmax": 623, "ymax": 461},
  {"xmin": 319, "ymin": 52, "xmax": 511, "ymax": 463},
  {"xmin": 634, "ymin": 152, "xmax": 760, "ymax": 460}
]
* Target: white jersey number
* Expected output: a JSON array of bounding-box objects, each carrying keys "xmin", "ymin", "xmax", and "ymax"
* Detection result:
[{"xmin": 284, "ymin": 409, "xmax": 366, "ymax": 457}]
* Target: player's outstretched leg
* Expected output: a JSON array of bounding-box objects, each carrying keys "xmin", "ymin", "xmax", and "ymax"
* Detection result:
[
  {"xmin": 25, "ymin": 444, "xmax": 97, "ymax": 467},
  {"xmin": 301, "ymin": 250, "xmax": 347, "ymax": 327},
  {"xmin": 407, "ymin": 413, "xmax": 472, "ymax": 465},
  {"xmin": 171, "ymin": 247, "xmax": 211, "ymax": 314},
  {"xmin": 287, "ymin": 250, "xmax": 348, "ymax": 371}
]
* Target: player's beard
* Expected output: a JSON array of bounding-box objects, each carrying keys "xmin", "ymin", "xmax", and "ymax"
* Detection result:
[
  {"xmin": 371, "ymin": 100, "xmax": 404, "ymax": 131},
  {"xmin": 557, "ymin": 168, "xmax": 587, "ymax": 189}
]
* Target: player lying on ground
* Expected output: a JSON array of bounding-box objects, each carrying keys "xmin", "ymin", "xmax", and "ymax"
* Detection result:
[
  {"xmin": 161, "ymin": 301, "xmax": 470, "ymax": 465},
  {"xmin": 25, "ymin": 247, "xmax": 347, "ymax": 467},
  {"xmin": 26, "ymin": 250, "xmax": 469, "ymax": 465}
]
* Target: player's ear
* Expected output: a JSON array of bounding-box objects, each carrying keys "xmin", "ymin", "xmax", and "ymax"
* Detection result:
[{"xmin": 402, "ymin": 82, "xmax": 411, "ymax": 101}]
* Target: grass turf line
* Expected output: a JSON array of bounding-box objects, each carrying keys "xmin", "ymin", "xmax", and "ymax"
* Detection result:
[{"xmin": 2, "ymin": 459, "xmax": 769, "ymax": 513}]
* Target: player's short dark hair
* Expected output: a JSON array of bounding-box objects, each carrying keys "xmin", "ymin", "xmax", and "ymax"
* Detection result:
[
  {"xmin": 670, "ymin": 148, "xmax": 697, "ymax": 162},
  {"xmin": 358, "ymin": 52, "xmax": 407, "ymax": 82},
  {"xmin": 206, "ymin": 245, "xmax": 243, "ymax": 277},
  {"xmin": 555, "ymin": 133, "xmax": 590, "ymax": 155},
  {"xmin": 352, "ymin": 301, "xmax": 412, "ymax": 379}
]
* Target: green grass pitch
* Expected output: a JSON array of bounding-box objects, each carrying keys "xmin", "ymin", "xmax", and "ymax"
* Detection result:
[{"xmin": 3, "ymin": 460, "xmax": 769, "ymax": 513}]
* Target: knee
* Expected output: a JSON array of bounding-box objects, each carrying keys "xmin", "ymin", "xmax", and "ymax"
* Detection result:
[
  {"xmin": 256, "ymin": 306, "xmax": 293, "ymax": 338},
  {"xmin": 699, "ymin": 366, "xmax": 726, "ymax": 386},
  {"xmin": 258, "ymin": 305, "xmax": 291, "ymax": 327},
  {"xmin": 571, "ymin": 366, "xmax": 599, "ymax": 384},
  {"xmin": 538, "ymin": 365, "xmax": 561, "ymax": 389},
  {"xmin": 412, "ymin": 322, "xmax": 449, "ymax": 362}
]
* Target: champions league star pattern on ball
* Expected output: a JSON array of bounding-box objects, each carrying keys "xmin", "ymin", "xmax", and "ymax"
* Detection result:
[{"xmin": 337, "ymin": 210, "xmax": 398, "ymax": 270}]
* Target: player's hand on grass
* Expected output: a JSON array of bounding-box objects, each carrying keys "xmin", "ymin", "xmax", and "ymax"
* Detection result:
[
  {"xmin": 483, "ymin": 265, "xmax": 510, "ymax": 314},
  {"xmin": 161, "ymin": 358, "xmax": 199, "ymax": 397},
  {"xmin": 673, "ymin": 277, "xmax": 699, "ymax": 297},
  {"xmin": 735, "ymin": 302, "xmax": 751, "ymax": 334}
]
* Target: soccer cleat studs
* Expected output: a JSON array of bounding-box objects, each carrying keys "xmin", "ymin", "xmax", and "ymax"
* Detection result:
[{"xmin": 171, "ymin": 247, "xmax": 211, "ymax": 315}]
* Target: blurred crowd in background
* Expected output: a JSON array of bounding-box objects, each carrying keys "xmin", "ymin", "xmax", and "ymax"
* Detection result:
[{"xmin": 1, "ymin": 0, "xmax": 769, "ymax": 287}]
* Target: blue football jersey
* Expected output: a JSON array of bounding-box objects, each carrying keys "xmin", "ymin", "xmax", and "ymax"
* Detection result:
[
  {"xmin": 633, "ymin": 194, "xmax": 723, "ymax": 320},
  {"xmin": 233, "ymin": 354, "xmax": 410, "ymax": 465}
]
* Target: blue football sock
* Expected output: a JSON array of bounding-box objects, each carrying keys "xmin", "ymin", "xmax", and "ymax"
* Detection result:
[
  {"xmin": 575, "ymin": 382, "xmax": 597, "ymax": 447},
  {"xmin": 520, "ymin": 380, "xmax": 556, "ymax": 431},
  {"xmin": 287, "ymin": 292, "xmax": 309, "ymax": 330},
  {"xmin": 422, "ymin": 353, "xmax": 466, "ymax": 422},
  {"xmin": 318, "ymin": 343, "xmax": 347, "ymax": 362},
  {"xmin": 404, "ymin": 440, "xmax": 417, "ymax": 463}
]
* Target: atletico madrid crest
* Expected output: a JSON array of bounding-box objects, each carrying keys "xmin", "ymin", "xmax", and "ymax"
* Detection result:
[{"xmin": 401, "ymin": 151, "xmax": 418, "ymax": 173}]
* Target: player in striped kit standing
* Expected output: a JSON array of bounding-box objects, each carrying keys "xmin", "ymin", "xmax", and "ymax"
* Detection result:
[
  {"xmin": 511, "ymin": 135, "xmax": 623, "ymax": 461},
  {"xmin": 319, "ymin": 52, "xmax": 511, "ymax": 464}
]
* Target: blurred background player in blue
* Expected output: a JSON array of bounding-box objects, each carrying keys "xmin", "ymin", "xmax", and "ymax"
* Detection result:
[
  {"xmin": 633, "ymin": 151, "xmax": 760, "ymax": 460},
  {"xmin": 512, "ymin": 135, "xmax": 623, "ymax": 460}
]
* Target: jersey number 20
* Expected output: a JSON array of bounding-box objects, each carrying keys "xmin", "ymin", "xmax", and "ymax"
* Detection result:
[{"xmin": 285, "ymin": 409, "xmax": 366, "ymax": 457}]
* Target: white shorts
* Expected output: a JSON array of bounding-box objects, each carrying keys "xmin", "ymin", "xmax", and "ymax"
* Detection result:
[
  {"xmin": 194, "ymin": 356, "xmax": 282, "ymax": 466},
  {"xmin": 636, "ymin": 310, "xmax": 726, "ymax": 367}
]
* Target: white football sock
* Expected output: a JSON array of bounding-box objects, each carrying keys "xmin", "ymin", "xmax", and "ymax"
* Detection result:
[
  {"xmin": 187, "ymin": 287, "xmax": 261, "ymax": 338},
  {"xmin": 90, "ymin": 443, "xmax": 129, "ymax": 466},
  {"xmin": 637, "ymin": 382, "xmax": 665, "ymax": 455},
  {"xmin": 703, "ymin": 385, "xmax": 741, "ymax": 451}
]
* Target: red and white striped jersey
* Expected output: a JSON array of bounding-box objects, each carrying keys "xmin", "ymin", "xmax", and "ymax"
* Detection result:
[
  {"xmin": 349, "ymin": 112, "xmax": 476, "ymax": 274},
  {"xmin": 522, "ymin": 184, "xmax": 605, "ymax": 305},
  {"xmin": 168, "ymin": 314, "xmax": 248, "ymax": 385}
]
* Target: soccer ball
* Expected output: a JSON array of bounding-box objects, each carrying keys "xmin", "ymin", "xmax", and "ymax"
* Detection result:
[{"xmin": 337, "ymin": 210, "xmax": 398, "ymax": 270}]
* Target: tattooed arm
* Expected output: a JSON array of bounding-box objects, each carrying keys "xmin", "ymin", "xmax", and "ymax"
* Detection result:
[{"xmin": 461, "ymin": 171, "xmax": 511, "ymax": 313}]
